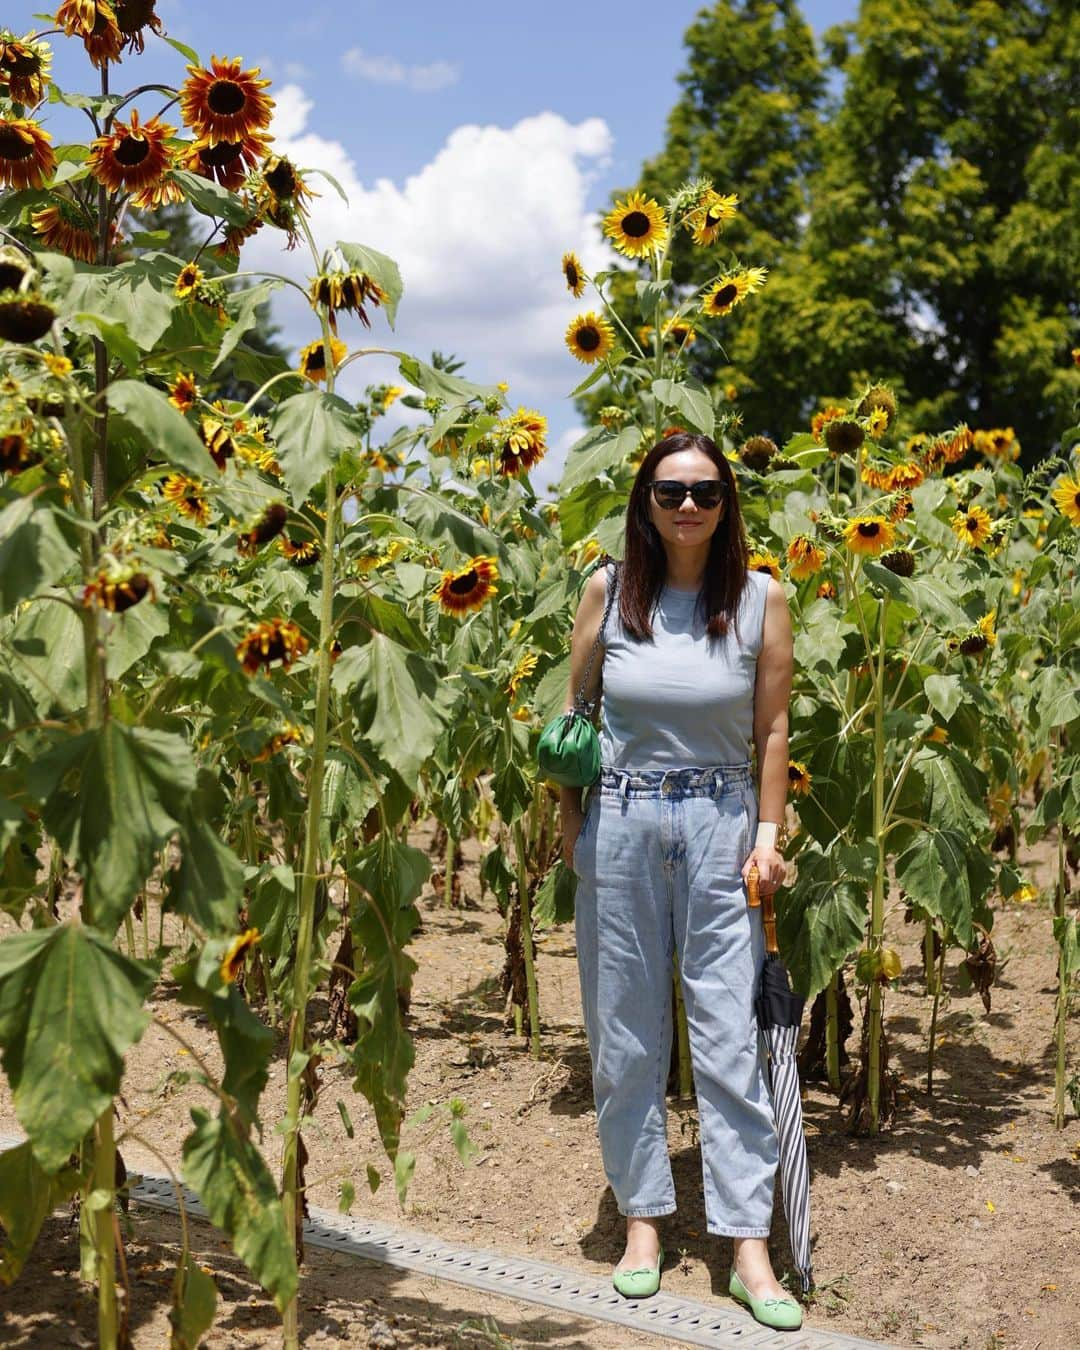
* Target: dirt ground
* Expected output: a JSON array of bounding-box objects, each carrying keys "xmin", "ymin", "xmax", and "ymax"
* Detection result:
[{"xmin": 1, "ymin": 816, "xmax": 1077, "ymax": 1350}]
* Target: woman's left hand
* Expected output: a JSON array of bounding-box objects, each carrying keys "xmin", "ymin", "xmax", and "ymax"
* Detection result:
[{"xmin": 741, "ymin": 845, "xmax": 786, "ymax": 895}]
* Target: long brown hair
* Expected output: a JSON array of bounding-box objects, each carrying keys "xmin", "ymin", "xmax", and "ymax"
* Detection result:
[{"xmin": 617, "ymin": 431, "xmax": 749, "ymax": 643}]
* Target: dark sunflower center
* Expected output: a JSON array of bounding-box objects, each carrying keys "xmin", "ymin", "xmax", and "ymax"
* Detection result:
[
  {"xmin": 621, "ymin": 210, "xmax": 651, "ymax": 238},
  {"xmin": 179, "ymin": 268, "xmax": 198, "ymax": 287},
  {"xmin": 449, "ymin": 571, "xmax": 479, "ymax": 594},
  {"xmin": 966, "ymin": 515, "xmax": 979, "ymax": 529},
  {"xmin": 1073, "ymin": 492, "xmax": 1080, "ymax": 507},
  {"xmin": 305, "ymin": 345, "xmax": 327, "ymax": 371},
  {"xmin": 208, "ymin": 78, "xmax": 246, "ymax": 116},
  {"xmin": 264, "ymin": 160, "xmax": 297, "ymax": 196},
  {"xmin": 0, "ymin": 261, "xmax": 26, "ymax": 289},
  {"xmin": 858, "ymin": 522, "xmax": 880, "ymax": 537},
  {"xmin": 706, "ymin": 207, "xmax": 723, "ymax": 225},
  {"xmin": 199, "ymin": 140, "xmax": 243, "ymax": 167},
  {"xmin": 115, "ymin": 134, "xmax": 151, "ymax": 167},
  {"xmin": 711, "ymin": 284, "xmax": 738, "ymax": 308},
  {"xmin": 0, "ymin": 125, "xmax": 35, "ymax": 160},
  {"xmin": 7, "ymin": 47, "xmax": 42, "ymax": 76},
  {"xmin": 576, "ymin": 326, "xmax": 600, "ymax": 352}
]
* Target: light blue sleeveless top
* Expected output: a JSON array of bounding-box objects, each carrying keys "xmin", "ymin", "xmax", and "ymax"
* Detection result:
[{"xmin": 597, "ymin": 566, "xmax": 770, "ymax": 771}]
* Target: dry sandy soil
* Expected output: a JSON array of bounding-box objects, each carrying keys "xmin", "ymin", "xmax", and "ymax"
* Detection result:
[{"xmin": 1, "ymin": 817, "xmax": 1077, "ymax": 1349}]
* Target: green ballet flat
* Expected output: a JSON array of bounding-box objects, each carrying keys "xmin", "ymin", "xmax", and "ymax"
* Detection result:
[
  {"xmin": 612, "ymin": 1242, "xmax": 664, "ymax": 1298},
  {"xmin": 729, "ymin": 1269, "xmax": 803, "ymax": 1330}
]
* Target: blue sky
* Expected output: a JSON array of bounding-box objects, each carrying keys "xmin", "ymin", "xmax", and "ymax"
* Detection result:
[{"xmin": 15, "ymin": 0, "xmax": 859, "ymax": 496}]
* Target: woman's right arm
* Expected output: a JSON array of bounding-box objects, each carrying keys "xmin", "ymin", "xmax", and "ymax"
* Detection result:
[{"xmin": 560, "ymin": 565, "xmax": 610, "ymax": 865}]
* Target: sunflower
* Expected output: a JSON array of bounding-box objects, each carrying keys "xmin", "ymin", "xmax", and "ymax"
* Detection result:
[
  {"xmin": 215, "ymin": 212, "xmax": 263, "ymax": 259},
  {"xmin": 82, "ymin": 569, "xmax": 154, "ymax": 612},
  {"xmin": 953, "ymin": 609, "xmax": 997, "ymax": 656},
  {"xmin": 938, "ymin": 423, "xmax": 974, "ymax": 466},
  {"xmin": 235, "ymin": 617, "xmax": 308, "ymax": 675},
  {"xmin": 889, "ymin": 490, "xmax": 914, "ymax": 522},
  {"xmin": 0, "ymin": 290, "xmax": 55, "ymax": 342},
  {"xmin": 200, "ymin": 411, "xmax": 238, "ymax": 470},
  {"xmin": 786, "ymin": 535, "xmax": 825, "ymax": 581},
  {"xmin": 687, "ymin": 189, "xmax": 739, "ymax": 246},
  {"xmin": 739, "ymin": 435, "xmax": 778, "ymax": 473},
  {"xmin": 565, "ymin": 311, "xmax": 615, "ymax": 365},
  {"xmin": 974, "ymin": 427, "xmax": 1019, "ymax": 461},
  {"xmin": 260, "ymin": 153, "xmax": 311, "ymax": 209},
  {"xmin": 787, "ymin": 760, "xmax": 812, "ymax": 796},
  {"xmin": 113, "ymin": 0, "xmax": 163, "ymax": 54},
  {"xmin": 298, "ymin": 335, "xmax": 348, "ymax": 383},
  {"xmin": 237, "ymin": 501, "xmax": 288, "ymax": 556},
  {"xmin": 865, "ymin": 407, "xmax": 889, "ymax": 440},
  {"xmin": 167, "ymin": 371, "xmax": 199, "ymax": 412},
  {"xmin": 817, "ymin": 579, "xmax": 837, "ymax": 600},
  {"xmin": 950, "ymin": 503, "xmax": 993, "ymax": 548},
  {"xmin": 856, "ymin": 384, "xmax": 897, "ymax": 431},
  {"xmin": 880, "ymin": 548, "xmax": 915, "ymax": 577},
  {"xmin": 42, "ymin": 353, "xmax": 72, "ymax": 377},
  {"xmin": 1, "ymin": 421, "xmax": 38, "ymax": 473},
  {"xmin": 161, "ymin": 471, "xmax": 210, "ymax": 524},
  {"xmin": 884, "ymin": 461, "xmax": 924, "ymax": 491},
  {"xmin": 251, "ymin": 725, "xmax": 304, "ymax": 762},
  {"xmin": 843, "ymin": 515, "xmax": 895, "ymax": 556},
  {"xmin": 174, "ymin": 261, "xmax": 203, "ymax": 300},
  {"xmin": 0, "ymin": 116, "xmax": 55, "ymax": 189},
  {"xmin": 1051, "ymin": 474, "xmax": 1080, "ymax": 527},
  {"xmin": 0, "ymin": 34, "xmax": 53, "ymax": 105},
  {"xmin": 55, "ymin": 0, "xmax": 123, "ymax": 67},
  {"xmin": 748, "ymin": 550, "xmax": 781, "ymax": 581},
  {"xmin": 497, "ymin": 407, "xmax": 547, "ymax": 477},
  {"xmin": 700, "ymin": 267, "xmax": 767, "ymax": 319},
  {"xmin": 811, "ymin": 405, "xmax": 846, "ymax": 442},
  {"xmin": 603, "ymin": 190, "xmax": 667, "ymax": 258},
  {"xmin": 662, "ymin": 317, "xmax": 697, "ymax": 348},
  {"xmin": 180, "ymin": 55, "xmax": 274, "ymax": 142},
  {"xmin": 506, "ymin": 650, "xmax": 538, "ymax": 699},
  {"xmin": 561, "ymin": 250, "xmax": 585, "ymax": 297},
  {"xmin": 278, "ymin": 534, "xmax": 320, "ymax": 566},
  {"xmin": 380, "ymin": 385, "xmax": 403, "ymax": 411},
  {"xmin": 308, "ymin": 270, "xmax": 386, "ymax": 330},
  {"xmin": 825, "ymin": 418, "xmax": 864, "ymax": 457},
  {"xmin": 87, "ymin": 110, "xmax": 174, "ymax": 197},
  {"xmin": 432, "ymin": 555, "xmax": 499, "ymax": 616},
  {"xmin": 220, "ymin": 928, "xmax": 260, "ymax": 983},
  {"xmin": 30, "ymin": 200, "xmax": 97, "ymax": 263},
  {"xmin": 183, "ymin": 132, "xmax": 267, "ymax": 192},
  {"xmin": 598, "ymin": 405, "xmax": 628, "ymax": 430}
]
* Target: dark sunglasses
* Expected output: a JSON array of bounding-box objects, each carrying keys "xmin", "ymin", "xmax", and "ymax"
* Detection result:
[{"xmin": 649, "ymin": 479, "xmax": 726, "ymax": 510}]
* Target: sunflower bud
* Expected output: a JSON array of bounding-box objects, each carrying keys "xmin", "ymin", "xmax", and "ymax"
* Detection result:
[
  {"xmin": 856, "ymin": 384, "xmax": 898, "ymax": 431},
  {"xmin": 0, "ymin": 289, "xmax": 55, "ymax": 342},
  {"xmin": 739, "ymin": 435, "xmax": 778, "ymax": 473},
  {"xmin": 824, "ymin": 418, "xmax": 865, "ymax": 457}
]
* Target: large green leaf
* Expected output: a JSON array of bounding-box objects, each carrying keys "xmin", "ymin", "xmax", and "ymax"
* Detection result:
[
  {"xmin": 559, "ymin": 425, "xmax": 639, "ymax": 495},
  {"xmin": 182, "ymin": 1107, "xmax": 297, "ymax": 1311},
  {"xmin": 334, "ymin": 633, "xmax": 445, "ymax": 784},
  {"xmin": 0, "ymin": 925, "xmax": 155, "ymax": 1171},
  {"xmin": 896, "ymin": 828, "xmax": 983, "ymax": 946},
  {"xmin": 0, "ymin": 1139, "xmax": 81, "ymax": 1284},
  {"xmin": 911, "ymin": 743, "xmax": 988, "ymax": 834},
  {"xmin": 107, "ymin": 380, "xmax": 210, "ymax": 477},
  {"xmin": 0, "ymin": 497, "xmax": 78, "ymax": 615},
  {"xmin": 1029, "ymin": 666, "xmax": 1080, "ymax": 735},
  {"xmin": 337, "ymin": 241, "xmax": 403, "ymax": 328},
  {"xmin": 28, "ymin": 723, "xmax": 196, "ymax": 934},
  {"xmin": 61, "ymin": 254, "xmax": 180, "ymax": 352},
  {"xmin": 397, "ymin": 354, "xmax": 496, "ymax": 405},
  {"xmin": 170, "ymin": 170, "xmax": 254, "ymax": 227},
  {"xmin": 169, "ymin": 1253, "xmax": 218, "ymax": 1350},
  {"xmin": 777, "ymin": 852, "xmax": 867, "ymax": 999},
  {"xmin": 1053, "ymin": 916, "xmax": 1080, "ymax": 979},
  {"xmin": 3, "ymin": 596, "xmax": 85, "ymax": 712},
  {"xmin": 214, "ymin": 279, "xmax": 283, "ymax": 371},
  {"xmin": 652, "ymin": 376, "xmax": 715, "ymax": 436},
  {"xmin": 270, "ymin": 390, "xmax": 364, "ymax": 507}
]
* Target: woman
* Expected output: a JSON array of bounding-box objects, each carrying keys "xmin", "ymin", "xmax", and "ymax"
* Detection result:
[{"xmin": 560, "ymin": 431, "xmax": 801, "ymax": 1330}]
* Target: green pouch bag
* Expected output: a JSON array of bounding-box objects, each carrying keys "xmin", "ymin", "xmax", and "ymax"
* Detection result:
[{"xmin": 537, "ymin": 554, "xmax": 620, "ymax": 787}]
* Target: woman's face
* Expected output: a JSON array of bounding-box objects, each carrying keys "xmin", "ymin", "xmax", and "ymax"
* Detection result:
[{"xmin": 645, "ymin": 448, "xmax": 727, "ymax": 553}]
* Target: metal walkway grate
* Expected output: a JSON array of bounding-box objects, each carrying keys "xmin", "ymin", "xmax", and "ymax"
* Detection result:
[{"xmin": 0, "ymin": 1136, "xmax": 892, "ymax": 1349}]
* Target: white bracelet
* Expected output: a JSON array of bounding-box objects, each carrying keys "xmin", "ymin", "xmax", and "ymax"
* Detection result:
[{"xmin": 755, "ymin": 821, "xmax": 779, "ymax": 850}]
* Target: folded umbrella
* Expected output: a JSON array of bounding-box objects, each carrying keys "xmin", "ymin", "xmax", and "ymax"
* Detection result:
[{"xmin": 748, "ymin": 862, "xmax": 813, "ymax": 1295}]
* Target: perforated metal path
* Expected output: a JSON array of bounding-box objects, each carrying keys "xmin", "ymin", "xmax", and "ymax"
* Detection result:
[{"xmin": 0, "ymin": 1136, "xmax": 889, "ymax": 1349}]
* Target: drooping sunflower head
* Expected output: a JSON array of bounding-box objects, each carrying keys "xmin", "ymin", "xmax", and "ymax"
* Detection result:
[
  {"xmin": 433, "ymin": 555, "xmax": 499, "ymax": 617},
  {"xmin": 787, "ymin": 760, "xmax": 812, "ymax": 796},
  {"xmin": 87, "ymin": 109, "xmax": 174, "ymax": 194},
  {"xmin": 1051, "ymin": 474, "xmax": 1080, "ymax": 528},
  {"xmin": 506, "ymin": 650, "xmax": 538, "ymax": 700},
  {"xmin": 0, "ymin": 116, "xmax": 55, "ymax": 190},
  {"xmin": 747, "ymin": 550, "xmax": 781, "ymax": 582},
  {"xmin": 82, "ymin": 568, "xmax": 154, "ymax": 613},
  {"xmin": 278, "ymin": 534, "xmax": 320, "ymax": 566},
  {"xmin": 0, "ymin": 33, "xmax": 53, "ymax": 104},
  {"xmin": 113, "ymin": 0, "xmax": 163, "ymax": 54},
  {"xmin": 856, "ymin": 384, "xmax": 898, "ymax": 432},
  {"xmin": 307, "ymin": 271, "xmax": 386, "ymax": 330},
  {"xmin": 561, "ymin": 251, "xmax": 585, "ymax": 298},
  {"xmin": 786, "ymin": 535, "xmax": 826, "ymax": 581},
  {"xmin": 0, "ymin": 289, "xmax": 56, "ymax": 343},
  {"xmin": 880, "ymin": 548, "xmax": 915, "ymax": 577},
  {"xmin": 260, "ymin": 153, "xmax": 308, "ymax": 205},
  {"xmin": 687, "ymin": 188, "xmax": 739, "ymax": 246},
  {"xmin": 843, "ymin": 514, "xmax": 896, "ymax": 557},
  {"xmin": 565, "ymin": 311, "xmax": 615, "ymax": 366},
  {"xmin": 497, "ymin": 407, "xmax": 547, "ymax": 477},
  {"xmin": 183, "ymin": 131, "xmax": 267, "ymax": 192},
  {"xmin": 298, "ymin": 335, "xmax": 348, "ymax": 383},
  {"xmin": 160, "ymin": 471, "xmax": 211, "ymax": 525},
  {"xmin": 219, "ymin": 928, "xmax": 260, "ymax": 983},
  {"xmin": 602, "ymin": 190, "xmax": 667, "ymax": 259},
  {"xmin": 811, "ymin": 405, "xmax": 846, "ymax": 443},
  {"xmin": 825, "ymin": 418, "xmax": 865, "ymax": 457},
  {"xmin": 55, "ymin": 1, "xmax": 123, "ymax": 67},
  {"xmin": 1, "ymin": 419, "xmax": 40, "ymax": 474},
  {"xmin": 179, "ymin": 55, "xmax": 274, "ymax": 142},
  {"xmin": 950, "ymin": 503, "xmax": 993, "ymax": 549},
  {"xmin": 662, "ymin": 317, "xmax": 696, "ymax": 349},
  {"xmin": 200, "ymin": 411, "xmax": 238, "ymax": 471},
  {"xmin": 739, "ymin": 435, "xmax": 778, "ymax": 474},
  {"xmin": 235, "ymin": 617, "xmax": 309, "ymax": 675},
  {"xmin": 31, "ymin": 200, "xmax": 97, "ymax": 263},
  {"xmin": 237, "ymin": 501, "xmax": 288, "ymax": 556},
  {"xmin": 598, "ymin": 405, "xmax": 628, "ymax": 430}
]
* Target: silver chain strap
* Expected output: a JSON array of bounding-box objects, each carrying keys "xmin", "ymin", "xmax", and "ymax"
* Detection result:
[{"xmin": 571, "ymin": 557, "xmax": 620, "ymax": 717}]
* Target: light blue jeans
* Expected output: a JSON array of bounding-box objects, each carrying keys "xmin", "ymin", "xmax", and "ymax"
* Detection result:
[{"xmin": 572, "ymin": 763, "xmax": 778, "ymax": 1237}]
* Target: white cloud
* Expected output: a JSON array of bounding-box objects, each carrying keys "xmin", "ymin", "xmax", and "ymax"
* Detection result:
[
  {"xmin": 242, "ymin": 85, "xmax": 617, "ymax": 498},
  {"xmin": 342, "ymin": 47, "xmax": 461, "ymax": 94}
]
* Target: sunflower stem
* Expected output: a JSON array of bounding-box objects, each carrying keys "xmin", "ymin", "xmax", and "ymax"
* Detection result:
[
  {"xmin": 867, "ymin": 595, "xmax": 888, "ymax": 1132},
  {"xmin": 825, "ymin": 971, "xmax": 841, "ymax": 1093},
  {"xmin": 93, "ymin": 1106, "xmax": 119, "ymax": 1350}
]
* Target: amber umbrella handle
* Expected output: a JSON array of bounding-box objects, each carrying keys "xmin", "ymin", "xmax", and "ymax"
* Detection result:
[{"xmin": 748, "ymin": 863, "xmax": 780, "ymax": 955}]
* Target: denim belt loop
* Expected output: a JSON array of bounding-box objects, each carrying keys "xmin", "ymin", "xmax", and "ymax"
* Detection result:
[{"xmin": 620, "ymin": 773, "xmax": 630, "ymax": 801}]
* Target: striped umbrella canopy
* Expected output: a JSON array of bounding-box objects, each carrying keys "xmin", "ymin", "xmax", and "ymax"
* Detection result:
[{"xmin": 748, "ymin": 864, "xmax": 813, "ymax": 1295}]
